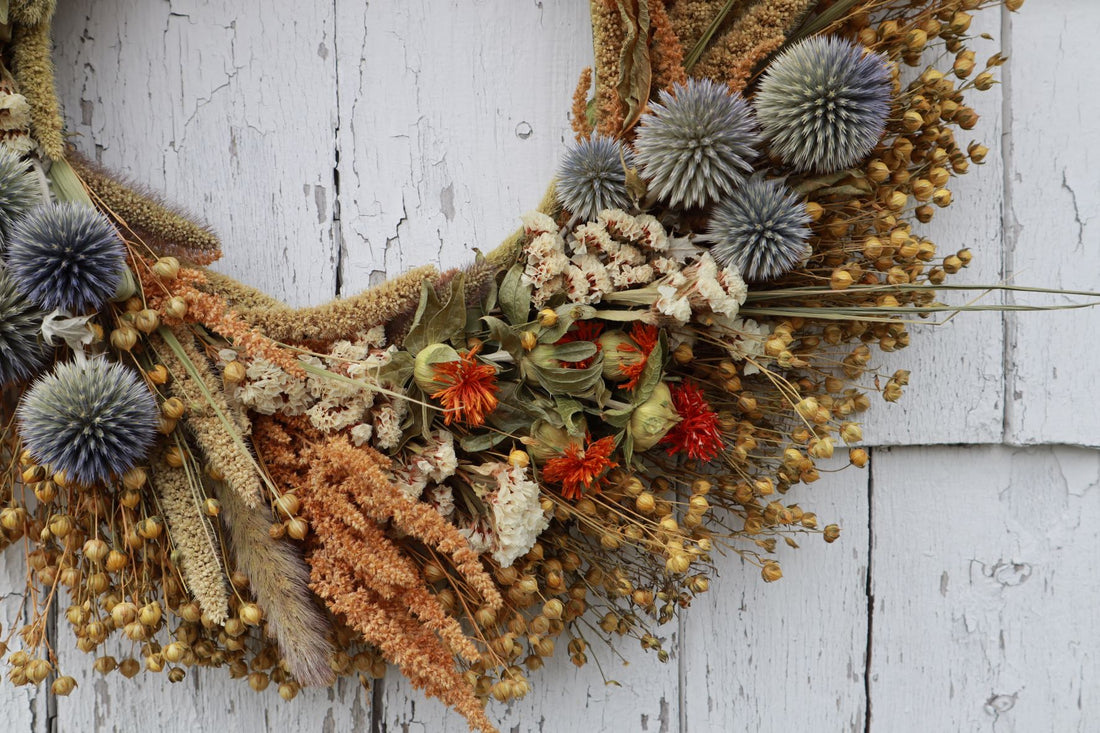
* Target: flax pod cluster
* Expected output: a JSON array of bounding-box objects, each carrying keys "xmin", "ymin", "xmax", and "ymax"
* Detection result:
[{"xmin": 0, "ymin": 1, "xmax": 1041, "ymax": 732}]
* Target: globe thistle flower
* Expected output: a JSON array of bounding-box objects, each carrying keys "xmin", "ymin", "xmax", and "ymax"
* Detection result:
[
  {"xmin": 6, "ymin": 202, "xmax": 125, "ymax": 312},
  {"xmin": 0, "ymin": 146, "xmax": 40, "ymax": 237},
  {"xmin": 633, "ymin": 78, "xmax": 760, "ymax": 209},
  {"xmin": 706, "ymin": 175, "xmax": 811, "ymax": 281},
  {"xmin": 755, "ymin": 36, "xmax": 892, "ymax": 173},
  {"xmin": 0, "ymin": 270, "xmax": 48, "ymax": 385},
  {"xmin": 556, "ymin": 135, "xmax": 632, "ymax": 222},
  {"xmin": 18, "ymin": 359, "xmax": 158, "ymax": 485}
]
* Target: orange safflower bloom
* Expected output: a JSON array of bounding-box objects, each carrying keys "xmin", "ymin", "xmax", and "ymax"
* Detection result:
[
  {"xmin": 542, "ymin": 435, "xmax": 618, "ymax": 501},
  {"xmin": 430, "ymin": 345, "xmax": 500, "ymax": 427},
  {"xmin": 618, "ymin": 322, "xmax": 659, "ymax": 391}
]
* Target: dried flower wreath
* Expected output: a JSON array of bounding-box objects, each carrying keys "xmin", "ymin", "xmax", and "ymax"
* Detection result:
[{"xmin": 0, "ymin": 0, "xmax": 1070, "ymax": 730}]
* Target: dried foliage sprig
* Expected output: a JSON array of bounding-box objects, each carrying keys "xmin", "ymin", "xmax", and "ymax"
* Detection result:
[{"xmin": 151, "ymin": 450, "xmax": 230, "ymax": 624}]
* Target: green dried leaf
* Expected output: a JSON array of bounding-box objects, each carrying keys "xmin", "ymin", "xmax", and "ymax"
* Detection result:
[
  {"xmin": 482, "ymin": 315, "xmax": 523, "ymax": 360},
  {"xmin": 460, "ymin": 432, "xmax": 508, "ymax": 452},
  {"xmin": 376, "ymin": 350, "xmax": 414, "ymax": 388},
  {"xmin": 427, "ymin": 274, "xmax": 468, "ymax": 347},
  {"xmin": 555, "ymin": 397, "xmax": 587, "ymax": 435},
  {"xmin": 553, "ymin": 341, "xmax": 598, "ymax": 363},
  {"xmin": 538, "ymin": 303, "xmax": 598, "ymax": 344},
  {"xmin": 529, "ymin": 359, "xmax": 605, "ymax": 395},
  {"xmin": 632, "ymin": 332, "xmax": 666, "ymax": 405},
  {"xmin": 404, "ymin": 281, "xmax": 443, "ymax": 355},
  {"xmin": 500, "ymin": 264, "xmax": 532, "ymax": 327},
  {"xmin": 614, "ymin": 0, "xmax": 653, "ymax": 133}
]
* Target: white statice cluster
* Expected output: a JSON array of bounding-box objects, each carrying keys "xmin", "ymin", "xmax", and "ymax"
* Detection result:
[
  {"xmin": 463, "ymin": 461, "xmax": 550, "ymax": 568},
  {"xmin": 394, "ymin": 430, "xmax": 457, "ymax": 501},
  {"xmin": 654, "ymin": 252, "xmax": 748, "ymax": 325},
  {"xmin": 520, "ymin": 208, "xmax": 673, "ymax": 308},
  {"xmin": 233, "ymin": 326, "xmax": 397, "ymax": 441},
  {"xmin": 372, "ymin": 399, "xmax": 407, "ymax": 451},
  {"xmin": 458, "ymin": 520, "xmax": 494, "ymax": 556},
  {"xmin": 235, "ymin": 358, "xmax": 312, "ymax": 415}
]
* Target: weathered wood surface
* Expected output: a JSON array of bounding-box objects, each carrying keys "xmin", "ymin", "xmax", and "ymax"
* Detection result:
[{"xmin": 0, "ymin": 1, "xmax": 1092, "ymax": 731}]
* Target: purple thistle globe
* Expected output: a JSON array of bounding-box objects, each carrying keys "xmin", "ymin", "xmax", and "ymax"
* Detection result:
[
  {"xmin": 706, "ymin": 175, "xmax": 811, "ymax": 281},
  {"xmin": 0, "ymin": 269, "xmax": 48, "ymax": 385},
  {"xmin": 556, "ymin": 134, "xmax": 633, "ymax": 222},
  {"xmin": 6, "ymin": 202, "xmax": 125, "ymax": 312},
  {"xmin": 18, "ymin": 358, "xmax": 158, "ymax": 485},
  {"xmin": 0, "ymin": 147, "xmax": 41, "ymax": 237},
  {"xmin": 634, "ymin": 78, "xmax": 761, "ymax": 209},
  {"xmin": 754, "ymin": 35, "xmax": 893, "ymax": 173}
]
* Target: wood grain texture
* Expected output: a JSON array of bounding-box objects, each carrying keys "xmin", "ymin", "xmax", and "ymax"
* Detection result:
[
  {"xmin": 52, "ymin": 0, "xmax": 341, "ymax": 308},
  {"xmin": 681, "ymin": 458, "xmax": 870, "ymax": 733},
  {"xmin": 860, "ymin": 8, "xmax": 1006, "ymax": 447},
  {"xmin": 333, "ymin": 0, "xmax": 593, "ymax": 294},
  {"xmin": 0, "ymin": 546, "xmax": 46, "ymax": 733},
  {"xmin": 870, "ymin": 445, "xmax": 1100, "ymax": 731},
  {"xmin": 1003, "ymin": 2, "xmax": 1100, "ymax": 447},
  {"xmin": 0, "ymin": 1, "xmax": 1090, "ymax": 732}
]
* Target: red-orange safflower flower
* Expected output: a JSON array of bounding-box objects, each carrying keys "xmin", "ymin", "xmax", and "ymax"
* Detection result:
[
  {"xmin": 659, "ymin": 381, "xmax": 723, "ymax": 461},
  {"xmin": 617, "ymin": 322, "xmax": 659, "ymax": 391},
  {"xmin": 430, "ymin": 345, "xmax": 500, "ymax": 427},
  {"xmin": 542, "ymin": 435, "xmax": 618, "ymax": 501}
]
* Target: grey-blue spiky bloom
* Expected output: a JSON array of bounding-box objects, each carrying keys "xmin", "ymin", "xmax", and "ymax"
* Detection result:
[
  {"xmin": 634, "ymin": 78, "xmax": 761, "ymax": 209},
  {"xmin": 755, "ymin": 36, "xmax": 892, "ymax": 174},
  {"xmin": 707, "ymin": 176, "xmax": 811, "ymax": 281},
  {"xmin": 0, "ymin": 269, "xmax": 48, "ymax": 385},
  {"xmin": 0, "ymin": 147, "xmax": 41, "ymax": 238},
  {"xmin": 556, "ymin": 134, "xmax": 632, "ymax": 222},
  {"xmin": 6, "ymin": 202, "xmax": 125, "ymax": 312},
  {"xmin": 18, "ymin": 359, "xmax": 158, "ymax": 485}
]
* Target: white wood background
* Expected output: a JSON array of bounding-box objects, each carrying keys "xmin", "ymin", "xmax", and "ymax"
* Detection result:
[{"xmin": 1, "ymin": 1, "xmax": 1096, "ymax": 731}]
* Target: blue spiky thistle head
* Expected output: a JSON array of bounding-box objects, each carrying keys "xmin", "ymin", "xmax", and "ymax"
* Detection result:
[
  {"xmin": 6, "ymin": 202, "xmax": 125, "ymax": 312},
  {"xmin": 0, "ymin": 269, "xmax": 48, "ymax": 385},
  {"xmin": 633, "ymin": 78, "xmax": 761, "ymax": 209},
  {"xmin": 18, "ymin": 358, "xmax": 158, "ymax": 485},
  {"xmin": 0, "ymin": 147, "xmax": 41, "ymax": 238},
  {"xmin": 754, "ymin": 36, "xmax": 892, "ymax": 174},
  {"xmin": 706, "ymin": 175, "xmax": 811, "ymax": 281},
  {"xmin": 556, "ymin": 134, "xmax": 633, "ymax": 222}
]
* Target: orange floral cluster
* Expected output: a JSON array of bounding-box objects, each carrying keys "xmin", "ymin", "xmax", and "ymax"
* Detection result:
[
  {"xmin": 255, "ymin": 416, "xmax": 502, "ymax": 732},
  {"xmin": 140, "ymin": 265, "xmax": 305, "ymax": 377}
]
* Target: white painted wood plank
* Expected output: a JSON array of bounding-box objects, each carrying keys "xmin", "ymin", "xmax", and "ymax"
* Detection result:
[
  {"xmin": 1004, "ymin": 3, "xmax": 1100, "ymax": 447},
  {"xmin": 48, "ymin": 2, "xmax": 351, "ymax": 728},
  {"xmin": 52, "ymin": 0, "xmax": 341, "ymax": 307},
  {"xmin": 382, "ymin": 640, "xmax": 680, "ymax": 733},
  {"xmin": 860, "ymin": 8, "xmax": 1005, "ymax": 446},
  {"xmin": 681, "ymin": 458, "xmax": 869, "ymax": 733},
  {"xmin": 0, "ymin": 545, "xmax": 46, "ymax": 733},
  {"xmin": 333, "ymin": 0, "xmax": 592, "ymax": 292},
  {"xmin": 870, "ymin": 445, "xmax": 1100, "ymax": 731}
]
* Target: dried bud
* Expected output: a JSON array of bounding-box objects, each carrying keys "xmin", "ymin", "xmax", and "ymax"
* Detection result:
[
  {"xmin": 412, "ymin": 343, "xmax": 461, "ymax": 394},
  {"xmin": 508, "ymin": 450, "xmax": 530, "ymax": 468},
  {"xmin": 823, "ymin": 524, "xmax": 841, "ymax": 543},
  {"xmin": 537, "ymin": 308, "xmax": 558, "ymax": 327},
  {"xmin": 164, "ymin": 296, "xmax": 188, "ymax": 320},
  {"xmin": 134, "ymin": 309, "xmax": 161, "ymax": 334},
  {"xmin": 968, "ymin": 142, "xmax": 989, "ymax": 163},
  {"xmin": 110, "ymin": 326, "xmax": 139, "ymax": 352},
  {"xmin": 629, "ymin": 383, "xmax": 681, "ymax": 452},
  {"xmin": 761, "ymin": 562, "xmax": 783, "ymax": 583},
  {"xmin": 162, "ymin": 397, "xmax": 186, "ymax": 420},
  {"xmin": 152, "ymin": 257, "xmax": 181, "ymax": 280},
  {"xmin": 51, "ymin": 675, "xmax": 77, "ymax": 696},
  {"xmin": 849, "ymin": 448, "xmax": 870, "ymax": 468}
]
